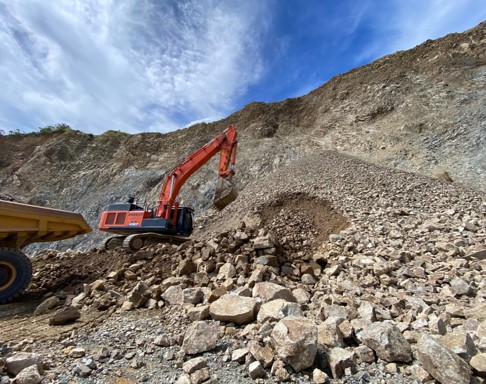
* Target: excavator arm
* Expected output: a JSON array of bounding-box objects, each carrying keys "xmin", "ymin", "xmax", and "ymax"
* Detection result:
[{"xmin": 156, "ymin": 125, "xmax": 238, "ymax": 221}]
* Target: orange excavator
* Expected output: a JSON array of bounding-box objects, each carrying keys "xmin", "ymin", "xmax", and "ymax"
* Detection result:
[{"xmin": 99, "ymin": 125, "xmax": 238, "ymax": 251}]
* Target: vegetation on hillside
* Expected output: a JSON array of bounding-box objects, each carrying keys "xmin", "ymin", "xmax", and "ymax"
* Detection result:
[{"xmin": 0, "ymin": 123, "xmax": 72, "ymax": 137}]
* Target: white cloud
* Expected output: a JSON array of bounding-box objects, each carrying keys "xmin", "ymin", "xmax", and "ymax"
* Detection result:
[
  {"xmin": 353, "ymin": 0, "xmax": 486, "ymax": 64},
  {"xmin": 0, "ymin": 0, "xmax": 269, "ymax": 134}
]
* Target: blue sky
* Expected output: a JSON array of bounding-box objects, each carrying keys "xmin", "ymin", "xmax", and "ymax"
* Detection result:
[{"xmin": 1, "ymin": 0, "xmax": 485, "ymax": 135}]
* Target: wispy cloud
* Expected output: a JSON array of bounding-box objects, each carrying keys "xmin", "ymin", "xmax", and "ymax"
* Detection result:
[
  {"xmin": 0, "ymin": 0, "xmax": 269, "ymax": 134},
  {"xmin": 352, "ymin": 0, "xmax": 486, "ymax": 65},
  {"xmin": 0, "ymin": 0, "xmax": 484, "ymax": 135}
]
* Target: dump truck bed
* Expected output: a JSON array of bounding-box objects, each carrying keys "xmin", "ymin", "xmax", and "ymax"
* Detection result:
[{"xmin": 0, "ymin": 200, "xmax": 91, "ymax": 249}]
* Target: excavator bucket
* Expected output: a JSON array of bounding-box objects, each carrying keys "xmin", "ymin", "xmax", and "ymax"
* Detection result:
[{"xmin": 213, "ymin": 178, "xmax": 238, "ymax": 210}]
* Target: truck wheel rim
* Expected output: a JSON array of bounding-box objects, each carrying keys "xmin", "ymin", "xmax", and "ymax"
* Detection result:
[{"xmin": 0, "ymin": 261, "xmax": 17, "ymax": 292}]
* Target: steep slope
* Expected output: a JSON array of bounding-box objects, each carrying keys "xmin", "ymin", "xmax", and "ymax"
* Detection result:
[
  {"xmin": 1, "ymin": 151, "xmax": 485, "ymax": 383},
  {"xmin": 0, "ymin": 21, "xmax": 485, "ymax": 250}
]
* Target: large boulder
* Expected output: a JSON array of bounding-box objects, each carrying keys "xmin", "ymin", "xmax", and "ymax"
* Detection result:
[
  {"xmin": 327, "ymin": 348, "xmax": 355, "ymax": 379},
  {"xmin": 48, "ymin": 306, "xmax": 81, "ymax": 326},
  {"xmin": 253, "ymin": 282, "xmax": 296, "ymax": 303},
  {"xmin": 126, "ymin": 281, "xmax": 152, "ymax": 308},
  {"xmin": 209, "ymin": 295, "xmax": 257, "ymax": 325},
  {"xmin": 12, "ymin": 365, "xmax": 42, "ymax": 384},
  {"xmin": 182, "ymin": 321, "xmax": 220, "ymax": 355},
  {"xmin": 416, "ymin": 333, "xmax": 471, "ymax": 384},
  {"xmin": 270, "ymin": 316, "xmax": 317, "ymax": 372},
  {"xmin": 438, "ymin": 331, "xmax": 477, "ymax": 361},
  {"xmin": 6, "ymin": 353, "xmax": 43, "ymax": 376},
  {"xmin": 357, "ymin": 322, "xmax": 412, "ymax": 362},
  {"xmin": 257, "ymin": 299, "xmax": 302, "ymax": 324}
]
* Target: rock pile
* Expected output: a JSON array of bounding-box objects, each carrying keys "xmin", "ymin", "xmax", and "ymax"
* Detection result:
[{"xmin": 1, "ymin": 152, "xmax": 485, "ymax": 383}]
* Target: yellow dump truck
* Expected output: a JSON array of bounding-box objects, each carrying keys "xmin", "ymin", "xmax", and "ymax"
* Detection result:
[{"xmin": 0, "ymin": 200, "xmax": 91, "ymax": 303}]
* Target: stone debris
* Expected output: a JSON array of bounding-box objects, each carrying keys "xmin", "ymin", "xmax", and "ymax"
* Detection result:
[
  {"xmin": 357, "ymin": 322, "xmax": 412, "ymax": 363},
  {"xmin": 248, "ymin": 361, "xmax": 265, "ymax": 380},
  {"xmin": 209, "ymin": 295, "xmax": 257, "ymax": 324},
  {"xmin": 252, "ymin": 282, "xmax": 296, "ymax": 303},
  {"xmin": 416, "ymin": 333, "xmax": 472, "ymax": 384},
  {"xmin": 11, "ymin": 365, "xmax": 42, "ymax": 384},
  {"xmin": 181, "ymin": 321, "xmax": 220, "ymax": 355},
  {"xmin": 470, "ymin": 353, "xmax": 486, "ymax": 377},
  {"xmin": 33, "ymin": 296, "xmax": 60, "ymax": 316},
  {"xmin": 327, "ymin": 347, "xmax": 355, "ymax": 379},
  {"xmin": 48, "ymin": 306, "xmax": 81, "ymax": 326},
  {"xmin": 182, "ymin": 357, "xmax": 207, "ymax": 374},
  {"xmin": 271, "ymin": 316, "xmax": 317, "ymax": 372},
  {"xmin": 5, "ymin": 353, "xmax": 43, "ymax": 377},
  {"xmin": 1, "ymin": 150, "xmax": 486, "ymax": 383},
  {"xmin": 257, "ymin": 299, "xmax": 302, "ymax": 324}
]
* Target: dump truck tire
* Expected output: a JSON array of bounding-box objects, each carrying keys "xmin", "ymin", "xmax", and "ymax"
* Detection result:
[{"xmin": 0, "ymin": 248, "xmax": 32, "ymax": 304}]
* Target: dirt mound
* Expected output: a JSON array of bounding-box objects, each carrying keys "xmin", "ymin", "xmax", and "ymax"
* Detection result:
[
  {"xmin": 29, "ymin": 249, "xmax": 130, "ymax": 294},
  {"xmin": 259, "ymin": 192, "xmax": 349, "ymax": 252}
]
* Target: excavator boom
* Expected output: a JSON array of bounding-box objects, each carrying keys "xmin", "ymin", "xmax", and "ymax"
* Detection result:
[{"xmin": 156, "ymin": 125, "xmax": 237, "ymax": 220}]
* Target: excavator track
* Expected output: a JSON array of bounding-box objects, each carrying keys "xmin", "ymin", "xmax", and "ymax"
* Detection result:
[
  {"xmin": 105, "ymin": 233, "xmax": 191, "ymax": 252},
  {"xmin": 103, "ymin": 236, "xmax": 126, "ymax": 250}
]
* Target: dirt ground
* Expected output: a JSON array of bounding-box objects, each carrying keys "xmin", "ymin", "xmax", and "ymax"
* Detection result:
[{"xmin": 0, "ymin": 246, "xmax": 178, "ymax": 343}]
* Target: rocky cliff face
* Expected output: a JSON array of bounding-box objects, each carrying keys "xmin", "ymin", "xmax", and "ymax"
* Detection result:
[
  {"xmin": 0, "ymin": 21, "xmax": 485, "ymax": 250},
  {"xmin": 1, "ymin": 22, "xmax": 486, "ymax": 384}
]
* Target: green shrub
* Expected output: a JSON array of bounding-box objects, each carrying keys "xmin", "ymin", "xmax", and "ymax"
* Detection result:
[{"xmin": 38, "ymin": 123, "xmax": 72, "ymax": 134}]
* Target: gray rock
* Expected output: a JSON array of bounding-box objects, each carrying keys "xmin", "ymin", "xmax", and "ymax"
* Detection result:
[
  {"xmin": 182, "ymin": 321, "xmax": 220, "ymax": 355},
  {"xmin": 357, "ymin": 322, "xmax": 412, "ymax": 362},
  {"xmin": 271, "ymin": 316, "xmax": 317, "ymax": 372},
  {"xmin": 354, "ymin": 345, "xmax": 375, "ymax": 363},
  {"xmin": 177, "ymin": 259, "xmax": 196, "ymax": 276},
  {"xmin": 270, "ymin": 360, "xmax": 290, "ymax": 382},
  {"xmin": 33, "ymin": 296, "xmax": 60, "ymax": 316},
  {"xmin": 162, "ymin": 285, "xmax": 184, "ymax": 305},
  {"xmin": 248, "ymin": 361, "xmax": 265, "ymax": 380},
  {"xmin": 357, "ymin": 301, "xmax": 376, "ymax": 321},
  {"xmin": 312, "ymin": 368, "xmax": 329, "ymax": 384},
  {"xmin": 257, "ymin": 299, "xmax": 302, "ymax": 324},
  {"xmin": 176, "ymin": 374, "xmax": 191, "ymax": 384},
  {"xmin": 182, "ymin": 357, "xmax": 207, "ymax": 374},
  {"xmin": 247, "ymin": 340, "xmax": 274, "ymax": 368},
  {"xmin": 327, "ymin": 347, "xmax": 355, "ymax": 379},
  {"xmin": 253, "ymin": 235, "xmax": 276, "ymax": 250},
  {"xmin": 190, "ymin": 367, "xmax": 210, "ymax": 384},
  {"xmin": 252, "ymin": 282, "xmax": 296, "ymax": 303},
  {"xmin": 438, "ymin": 331, "xmax": 478, "ymax": 361},
  {"xmin": 450, "ymin": 277, "xmax": 472, "ymax": 296},
  {"xmin": 322, "ymin": 305, "xmax": 348, "ymax": 322},
  {"xmin": 187, "ymin": 305, "xmax": 210, "ymax": 321},
  {"xmin": 317, "ymin": 321, "xmax": 346, "ymax": 349},
  {"xmin": 470, "ymin": 353, "xmax": 486, "ymax": 377},
  {"xmin": 48, "ymin": 306, "xmax": 81, "ymax": 326},
  {"xmin": 126, "ymin": 281, "xmax": 152, "ymax": 308},
  {"xmin": 6, "ymin": 354, "xmax": 42, "ymax": 376},
  {"xmin": 416, "ymin": 333, "xmax": 471, "ymax": 384},
  {"xmin": 209, "ymin": 295, "xmax": 257, "ymax": 325},
  {"xmin": 217, "ymin": 263, "xmax": 236, "ymax": 279},
  {"xmin": 11, "ymin": 365, "xmax": 42, "ymax": 384},
  {"xmin": 73, "ymin": 362, "xmax": 92, "ymax": 377},
  {"xmin": 182, "ymin": 287, "xmax": 203, "ymax": 305},
  {"xmin": 231, "ymin": 348, "xmax": 249, "ymax": 363}
]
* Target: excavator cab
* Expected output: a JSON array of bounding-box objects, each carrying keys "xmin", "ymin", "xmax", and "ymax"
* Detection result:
[{"xmin": 176, "ymin": 207, "xmax": 194, "ymax": 235}]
